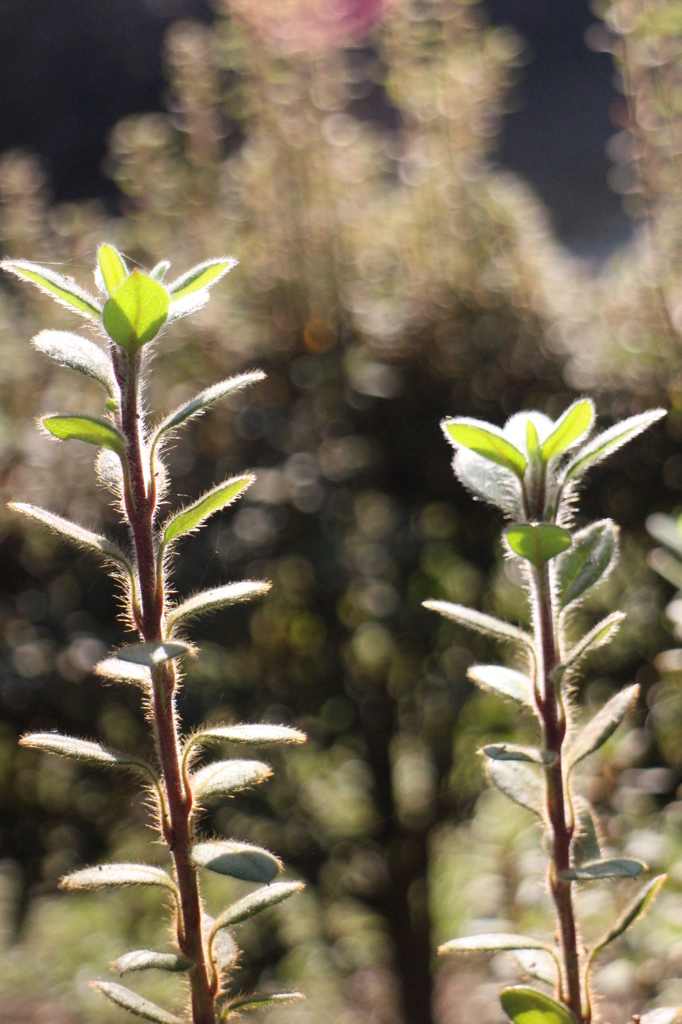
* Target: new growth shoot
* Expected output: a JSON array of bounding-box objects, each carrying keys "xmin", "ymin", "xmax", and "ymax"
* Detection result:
[
  {"xmin": 425, "ymin": 401, "xmax": 668, "ymax": 1024},
  {"xmin": 4, "ymin": 248, "xmax": 305, "ymax": 1024}
]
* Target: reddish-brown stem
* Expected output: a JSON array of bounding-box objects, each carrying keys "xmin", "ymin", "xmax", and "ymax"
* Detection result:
[{"xmin": 532, "ymin": 564, "xmax": 583, "ymax": 1022}]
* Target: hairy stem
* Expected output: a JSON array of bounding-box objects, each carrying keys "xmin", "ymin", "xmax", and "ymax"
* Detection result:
[{"xmin": 532, "ymin": 564, "xmax": 582, "ymax": 1021}]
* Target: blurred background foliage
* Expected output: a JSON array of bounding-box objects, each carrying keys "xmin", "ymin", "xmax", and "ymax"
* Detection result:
[{"xmin": 2, "ymin": 0, "xmax": 682, "ymax": 1021}]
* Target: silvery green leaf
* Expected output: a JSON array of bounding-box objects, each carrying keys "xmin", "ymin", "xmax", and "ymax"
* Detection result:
[
  {"xmin": 32, "ymin": 330, "xmax": 115, "ymax": 394},
  {"xmin": 572, "ymin": 798, "xmax": 601, "ymax": 865},
  {"xmin": 192, "ymin": 759, "xmax": 272, "ymax": 802},
  {"xmin": 589, "ymin": 875, "xmax": 666, "ymax": 960},
  {"xmin": 212, "ymin": 881, "xmax": 305, "ymax": 933},
  {"xmin": 454, "ymin": 448, "xmax": 522, "ymax": 516},
  {"xmin": 563, "ymin": 409, "xmax": 666, "ymax": 483},
  {"xmin": 187, "ymin": 723, "xmax": 306, "ymax": 752},
  {"xmin": 9, "ymin": 503, "xmax": 134, "ymax": 580},
  {"xmin": 150, "ymin": 260, "xmax": 171, "ymax": 282},
  {"xmin": 487, "ymin": 760, "xmax": 545, "ymax": 817},
  {"xmin": 61, "ymin": 863, "xmax": 178, "ymax": 899},
  {"xmin": 467, "ymin": 665, "xmax": 534, "ymax": 706},
  {"xmin": 19, "ymin": 733, "xmax": 151, "ymax": 775},
  {"xmin": 511, "ymin": 949, "xmax": 559, "ymax": 988},
  {"xmin": 555, "ymin": 520, "xmax": 618, "ymax": 609},
  {"xmin": 116, "ymin": 641, "xmax": 192, "ymax": 668},
  {"xmin": 222, "ymin": 993, "xmax": 304, "ymax": 1021},
  {"xmin": 166, "ymin": 581, "xmax": 271, "ymax": 631},
  {"xmin": 192, "ymin": 841, "xmax": 281, "ymax": 883},
  {"xmin": 1, "ymin": 259, "xmax": 102, "ymax": 320},
  {"xmin": 481, "ymin": 743, "xmax": 555, "ymax": 766},
  {"xmin": 423, "ymin": 600, "xmax": 534, "ymax": 653},
  {"xmin": 94, "ymin": 657, "xmax": 151, "ymax": 688},
  {"xmin": 113, "ymin": 950, "xmax": 191, "ymax": 974},
  {"xmin": 91, "ymin": 981, "xmax": 181, "ymax": 1024},
  {"xmin": 168, "ymin": 257, "xmax": 237, "ymax": 301},
  {"xmin": 561, "ymin": 858, "xmax": 645, "ymax": 881},
  {"xmin": 438, "ymin": 934, "xmax": 556, "ymax": 956},
  {"xmin": 161, "ymin": 475, "xmax": 254, "ymax": 548},
  {"xmin": 647, "ymin": 513, "xmax": 682, "ymax": 559},
  {"xmin": 563, "ymin": 612, "xmax": 625, "ymax": 669},
  {"xmin": 566, "ymin": 684, "xmax": 639, "ymax": 769},
  {"xmin": 96, "ymin": 447, "xmax": 124, "ymax": 496},
  {"xmin": 153, "ymin": 372, "xmax": 264, "ymax": 451}
]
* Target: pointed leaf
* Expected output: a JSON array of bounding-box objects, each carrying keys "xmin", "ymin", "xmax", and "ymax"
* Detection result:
[
  {"xmin": 91, "ymin": 981, "xmax": 181, "ymax": 1024},
  {"xmin": 567, "ymin": 684, "xmax": 639, "ymax": 769},
  {"xmin": 32, "ymin": 330, "xmax": 115, "ymax": 393},
  {"xmin": 555, "ymin": 520, "xmax": 618, "ymax": 609},
  {"xmin": 150, "ymin": 260, "xmax": 171, "ymax": 282},
  {"xmin": 647, "ymin": 513, "xmax": 682, "ymax": 559},
  {"xmin": 1, "ymin": 259, "xmax": 102, "ymax": 319},
  {"xmin": 116, "ymin": 641, "xmax": 192, "ymax": 668},
  {"xmin": 438, "ymin": 934, "xmax": 556, "ymax": 956},
  {"xmin": 511, "ymin": 950, "xmax": 559, "ymax": 988},
  {"xmin": 222, "ymin": 993, "xmax": 304, "ymax": 1020},
  {"xmin": 153, "ymin": 373, "xmax": 265, "ymax": 448},
  {"xmin": 467, "ymin": 665, "xmax": 534, "ymax": 707},
  {"xmin": 482, "ymin": 743, "xmax": 555, "ymax": 766},
  {"xmin": 95, "ymin": 657, "xmax": 151, "ymax": 688},
  {"xmin": 487, "ymin": 760, "xmax": 545, "ymax": 817},
  {"xmin": 61, "ymin": 862, "xmax": 178, "ymax": 899},
  {"xmin": 563, "ymin": 409, "xmax": 666, "ymax": 482},
  {"xmin": 454, "ymin": 448, "xmax": 522, "ymax": 516},
  {"xmin": 539, "ymin": 400, "xmax": 594, "ymax": 461},
  {"xmin": 212, "ymin": 881, "xmax": 305, "ymax": 933},
  {"xmin": 113, "ymin": 950, "xmax": 192, "ymax": 974},
  {"xmin": 563, "ymin": 612, "xmax": 625, "ymax": 668},
  {"xmin": 191, "ymin": 759, "xmax": 272, "ymax": 802},
  {"xmin": 187, "ymin": 724, "xmax": 306, "ymax": 752},
  {"xmin": 505, "ymin": 524, "xmax": 572, "ymax": 567},
  {"xmin": 500, "ymin": 986, "xmax": 578, "ymax": 1024},
  {"xmin": 43, "ymin": 414, "xmax": 126, "ymax": 456},
  {"xmin": 103, "ymin": 270, "xmax": 169, "ymax": 351},
  {"xmin": 19, "ymin": 733, "xmax": 150, "ymax": 774},
  {"xmin": 572, "ymin": 798, "xmax": 601, "ymax": 865},
  {"xmin": 561, "ymin": 857, "xmax": 645, "ymax": 881},
  {"xmin": 423, "ymin": 600, "xmax": 534, "ymax": 653},
  {"xmin": 192, "ymin": 841, "xmax": 281, "ymax": 883},
  {"xmin": 167, "ymin": 581, "xmax": 271, "ymax": 631},
  {"xmin": 8, "ymin": 503, "xmax": 133, "ymax": 577},
  {"xmin": 590, "ymin": 875, "xmax": 666, "ymax": 959},
  {"xmin": 162, "ymin": 475, "xmax": 254, "ymax": 547},
  {"xmin": 168, "ymin": 257, "xmax": 237, "ymax": 301},
  {"xmin": 98, "ymin": 244, "xmax": 128, "ymax": 294},
  {"xmin": 442, "ymin": 418, "xmax": 527, "ymax": 477}
]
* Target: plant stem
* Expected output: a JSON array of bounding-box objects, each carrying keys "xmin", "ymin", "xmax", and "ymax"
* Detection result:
[{"xmin": 532, "ymin": 563, "xmax": 583, "ymax": 1021}]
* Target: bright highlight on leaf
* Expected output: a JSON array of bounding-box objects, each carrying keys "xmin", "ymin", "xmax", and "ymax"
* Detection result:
[
  {"xmin": 423, "ymin": 599, "xmax": 535, "ymax": 653},
  {"xmin": 539, "ymin": 399, "xmax": 594, "ymax": 461},
  {"xmin": 211, "ymin": 881, "xmax": 305, "ymax": 935},
  {"xmin": 116, "ymin": 641, "xmax": 192, "ymax": 668},
  {"xmin": 566, "ymin": 683, "xmax": 639, "ymax": 769},
  {"xmin": 186, "ymin": 724, "xmax": 306, "ymax": 756},
  {"xmin": 222, "ymin": 993, "xmax": 304, "ymax": 1021},
  {"xmin": 505, "ymin": 523, "xmax": 572, "ymax": 567},
  {"xmin": 161, "ymin": 474, "xmax": 254, "ymax": 548},
  {"xmin": 152, "ymin": 372, "xmax": 266, "ymax": 451},
  {"xmin": 192, "ymin": 841, "xmax": 282, "ymax": 883},
  {"xmin": 487, "ymin": 759, "xmax": 545, "ymax": 818},
  {"xmin": 467, "ymin": 665, "xmax": 534, "ymax": 707},
  {"xmin": 32, "ymin": 330, "xmax": 116, "ymax": 393},
  {"xmin": 113, "ymin": 950, "xmax": 192, "ymax": 975},
  {"xmin": 555, "ymin": 519, "xmax": 618, "ymax": 609},
  {"xmin": 20, "ymin": 732, "xmax": 149, "ymax": 772},
  {"xmin": 563, "ymin": 409, "xmax": 666, "ymax": 482},
  {"xmin": 438, "ymin": 934, "xmax": 556, "ymax": 957},
  {"xmin": 98, "ymin": 244, "xmax": 128, "ymax": 294},
  {"xmin": 168, "ymin": 257, "xmax": 237, "ymax": 301},
  {"xmin": 589, "ymin": 874, "xmax": 666, "ymax": 961},
  {"xmin": 443, "ymin": 418, "xmax": 528, "ymax": 477},
  {"xmin": 500, "ymin": 986, "xmax": 578, "ymax": 1024},
  {"xmin": 43, "ymin": 414, "xmax": 126, "ymax": 456},
  {"xmin": 560, "ymin": 857, "xmax": 645, "ymax": 881},
  {"xmin": 8, "ymin": 503, "xmax": 133, "ymax": 577},
  {"xmin": 191, "ymin": 759, "xmax": 272, "ymax": 802},
  {"xmin": 1, "ymin": 259, "xmax": 102, "ymax": 319},
  {"xmin": 91, "ymin": 981, "xmax": 181, "ymax": 1024},
  {"xmin": 61, "ymin": 862, "xmax": 178, "ymax": 900},
  {"xmin": 103, "ymin": 270, "xmax": 170, "ymax": 350},
  {"xmin": 167, "ymin": 581, "xmax": 271, "ymax": 631}
]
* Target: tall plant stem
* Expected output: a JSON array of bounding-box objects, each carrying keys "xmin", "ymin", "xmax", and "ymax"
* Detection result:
[
  {"xmin": 117, "ymin": 348, "xmax": 216, "ymax": 1024},
  {"xmin": 532, "ymin": 564, "xmax": 583, "ymax": 1022}
]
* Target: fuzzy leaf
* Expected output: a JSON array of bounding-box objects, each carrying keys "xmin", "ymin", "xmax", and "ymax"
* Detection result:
[
  {"xmin": 438, "ymin": 934, "xmax": 556, "ymax": 956},
  {"xmin": 539, "ymin": 400, "xmax": 594, "ymax": 461},
  {"xmin": 191, "ymin": 759, "xmax": 272, "ymax": 802},
  {"xmin": 153, "ymin": 372, "xmax": 265, "ymax": 448},
  {"xmin": 32, "ymin": 330, "xmax": 115, "ymax": 393},
  {"xmin": 467, "ymin": 665, "xmax": 534, "ymax": 706},
  {"xmin": 43, "ymin": 414, "xmax": 126, "ymax": 456},
  {"xmin": 563, "ymin": 612, "xmax": 625, "ymax": 669},
  {"xmin": 482, "ymin": 743, "xmax": 555, "ymax": 766},
  {"xmin": 511, "ymin": 950, "xmax": 559, "ymax": 988},
  {"xmin": 167, "ymin": 582, "xmax": 270, "ymax": 633},
  {"xmin": 590, "ymin": 875, "xmax": 666, "ymax": 959},
  {"xmin": 487, "ymin": 760, "xmax": 544, "ymax": 817},
  {"xmin": 505, "ymin": 523, "xmax": 572, "ymax": 567},
  {"xmin": 91, "ymin": 981, "xmax": 181, "ymax": 1024},
  {"xmin": 443, "ymin": 418, "xmax": 527, "ymax": 477},
  {"xmin": 1, "ymin": 259, "xmax": 102, "ymax": 319},
  {"xmin": 500, "ymin": 986, "xmax": 578, "ymax": 1024},
  {"xmin": 150, "ymin": 260, "xmax": 170, "ymax": 281},
  {"xmin": 61, "ymin": 862, "xmax": 177, "ymax": 897},
  {"xmin": 113, "ymin": 950, "xmax": 192, "ymax": 974},
  {"xmin": 162, "ymin": 475, "xmax": 254, "ymax": 547},
  {"xmin": 567, "ymin": 684, "xmax": 639, "ymax": 769},
  {"xmin": 192, "ymin": 841, "xmax": 281, "ymax": 883},
  {"xmin": 647, "ymin": 513, "xmax": 682, "ymax": 559},
  {"xmin": 572, "ymin": 799, "xmax": 601, "ymax": 865},
  {"xmin": 561, "ymin": 857, "xmax": 645, "ymax": 881},
  {"xmin": 563, "ymin": 409, "xmax": 666, "ymax": 483},
  {"xmin": 454, "ymin": 448, "xmax": 522, "ymax": 516},
  {"xmin": 103, "ymin": 270, "xmax": 169, "ymax": 351},
  {"xmin": 212, "ymin": 881, "xmax": 305, "ymax": 933},
  {"xmin": 19, "ymin": 733, "xmax": 150, "ymax": 775},
  {"xmin": 222, "ymin": 993, "xmax": 304, "ymax": 1020},
  {"xmin": 116, "ymin": 641, "xmax": 192, "ymax": 668},
  {"xmin": 8, "ymin": 503, "xmax": 132, "ymax": 577},
  {"xmin": 95, "ymin": 657, "xmax": 151, "ymax": 688},
  {"xmin": 187, "ymin": 724, "xmax": 306, "ymax": 752},
  {"xmin": 423, "ymin": 600, "xmax": 534, "ymax": 652},
  {"xmin": 555, "ymin": 520, "xmax": 618, "ymax": 609},
  {"xmin": 98, "ymin": 244, "xmax": 128, "ymax": 295},
  {"xmin": 168, "ymin": 257, "xmax": 237, "ymax": 301}
]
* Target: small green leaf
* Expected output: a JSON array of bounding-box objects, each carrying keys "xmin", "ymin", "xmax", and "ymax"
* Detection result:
[
  {"xmin": 191, "ymin": 759, "xmax": 272, "ymax": 803},
  {"xmin": 467, "ymin": 665, "xmax": 534, "ymax": 707},
  {"xmin": 32, "ymin": 330, "xmax": 115, "ymax": 393},
  {"xmin": 192, "ymin": 841, "xmax": 282, "ymax": 883},
  {"xmin": 500, "ymin": 986, "xmax": 578, "ymax": 1024},
  {"xmin": 91, "ymin": 981, "xmax": 181, "ymax": 1024},
  {"xmin": 539, "ymin": 399, "xmax": 594, "ymax": 462},
  {"xmin": 487, "ymin": 760, "xmax": 545, "ymax": 818},
  {"xmin": 443, "ymin": 418, "xmax": 528, "ymax": 478},
  {"xmin": 482, "ymin": 743, "xmax": 555, "ymax": 766},
  {"xmin": 1, "ymin": 259, "xmax": 102, "ymax": 320},
  {"xmin": 555, "ymin": 520, "xmax": 618, "ymax": 609},
  {"xmin": 212, "ymin": 881, "xmax": 305, "ymax": 934},
  {"xmin": 150, "ymin": 260, "xmax": 171, "ymax": 282},
  {"xmin": 186, "ymin": 723, "xmax": 306, "ymax": 752},
  {"xmin": 116, "ymin": 641, "xmax": 192, "ymax": 668},
  {"xmin": 561, "ymin": 857, "xmax": 645, "ymax": 881},
  {"xmin": 94, "ymin": 657, "xmax": 151, "ymax": 689},
  {"xmin": 152, "ymin": 373, "xmax": 265, "ymax": 451},
  {"xmin": 98, "ymin": 244, "xmax": 128, "ymax": 295},
  {"xmin": 161, "ymin": 475, "xmax": 254, "ymax": 548},
  {"xmin": 113, "ymin": 950, "xmax": 192, "ymax": 974},
  {"xmin": 222, "ymin": 993, "xmax": 304, "ymax": 1021},
  {"xmin": 511, "ymin": 950, "xmax": 559, "ymax": 988},
  {"xmin": 167, "ymin": 581, "xmax": 271, "ymax": 631},
  {"xmin": 61, "ymin": 863, "xmax": 178, "ymax": 899},
  {"xmin": 43, "ymin": 414, "xmax": 126, "ymax": 456},
  {"xmin": 438, "ymin": 934, "xmax": 556, "ymax": 956},
  {"xmin": 8, "ymin": 503, "xmax": 133, "ymax": 578},
  {"xmin": 567, "ymin": 684, "xmax": 639, "ymax": 769},
  {"xmin": 19, "ymin": 733, "xmax": 151, "ymax": 775},
  {"xmin": 168, "ymin": 257, "xmax": 237, "ymax": 301},
  {"xmin": 505, "ymin": 523, "xmax": 572, "ymax": 567},
  {"xmin": 572, "ymin": 798, "xmax": 601, "ymax": 865},
  {"xmin": 103, "ymin": 270, "xmax": 170, "ymax": 350},
  {"xmin": 563, "ymin": 409, "xmax": 666, "ymax": 483},
  {"xmin": 589, "ymin": 875, "xmax": 666, "ymax": 960},
  {"xmin": 563, "ymin": 612, "xmax": 625, "ymax": 669},
  {"xmin": 526, "ymin": 420, "xmax": 540, "ymax": 460},
  {"xmin": 423, "ymin": 600, "xmax": 534, "ymax": 653}
]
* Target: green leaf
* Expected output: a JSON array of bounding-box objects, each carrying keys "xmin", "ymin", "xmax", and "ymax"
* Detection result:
[
  {"xmin": 103, "ymin": 270, "xmax": 170, "ymax": 351},
  {"xmin": 423, "ymin": 600, "xmax": 534, "ymax": 653},
  {"xmin": 191, "ymin": 759, "xmax": 272, "ymax": 802},
  {"xmin": 566, "ymin": 684, "xmax": 639, "ymax": 769},
  {"xmin": 454, "ymin": 448, "xmax": 522, "ymax": 516},
  {"xmin": 647, "ymin": 513, "xmax": 682, "ymax": 559},
  {"xmin": 150, "ymin": 260, "xmax": 171, "ymax": 282},
  {"xmin": 192, "ymin": 841, "xmax": 282, "ymax": 883},
  {"xmin": 222, "ymin": 993, "xmax": 304, "ymax": 1021},
  {"xmin": 211, "ymin": 881, "xmax": 305, "ymax": 934},
  {"xmin": 500, "ymin": 986, "xmax": 578, "ymax": 1024},
  {"xmin": 152, "ymin": 372, "xmax": 265, "ymax": 450},
  {"xmin": 8, "ymin": 503, "xmax": 133, "ymax": 579},
  {"xmin": 481, "ymin": 743, "xmax": 555, "ymax": 766},
  {"xmin": 561, "ymin": 857, "xmax": 645, "ymax": 881},
  {"xmin": 1, "ymin": 259, "xmax": 102, "ymax": 320},
  {"xmin": 467, "ymin": 665, "xmax": 534, "ymax": 707},
  {"xmin": 563, "ymin": 612, "xmax": 625, "ymax": 669},
  {"xmin": 572, "ymin": 798, "xmax": 601, "ymax": 865},
  {"xmin": 505, "ymin": 523, "xmax": 572, "ymax": 567},
  {"xmin": 168, "ymin": 257, "xmax": 237, "ymax": 301},
  {"xmin": 511, "ymin": 950, "xmax": 559, "ymax": 988},
  {"xmin": 167, "ymin": 581, "xmax": 271, "ymax": 631},
  {"xmin": 442, "ymin": 418, "xmax": 528, "ymax": 477},
  {"xmin": 60, "ymin": 862, "xmax": 178, "ymax": 900},
  {"xmin": 91, "ymin": 981, "xmax": 181, "ymax": 1024},
  {"xmin": 32, "ymin": 330, "xmax": 115, "ymax": 393},
  {"xmin": 555, "ymin": 520, "xmax": 618, "ymax": 609},
  {"xmin": 186, "ymin": 723, "xmax": 306, "ymax": 752},
  {"xmin": 116, "ymin": 641, "xmax": 192, "ymax": 668},
  {"xmin": 438, "ymin": 934, "xmax": 556, "ymax": 956},
  {"xmin": 19, "ymin": 732, "xmax": 151, "ymax": 775},
  {"xmin": 589, "ymin": 875, "xmax": 666, "ymax": 960},
  {"xmin": 563, "ymin": 409, "xmax": 666, "ymax": 483},
  {"xmin": 161, "ymin": 475, "xmax": 254, "ymax": 548},
  {"xmin": 487, "ymin": 760, "xmax": 545, "ymax": 818},
  {"xmin": 98, "ymin": 244, "xmax": 128, "ymax": 295},
  {"xmin": 539, "ymin": 399, "xmax": 594, "ymax": 461},
  {"xmin": 42, "ymin": 414, "xmax": 126, "ymax": 456},
  {"xmin": 113, "ymin": 950, "xmax": 192, "ymax": 974},
  {"xmin": 94, "ymin": 657, "xmax": 151, "ymax": 689}
]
